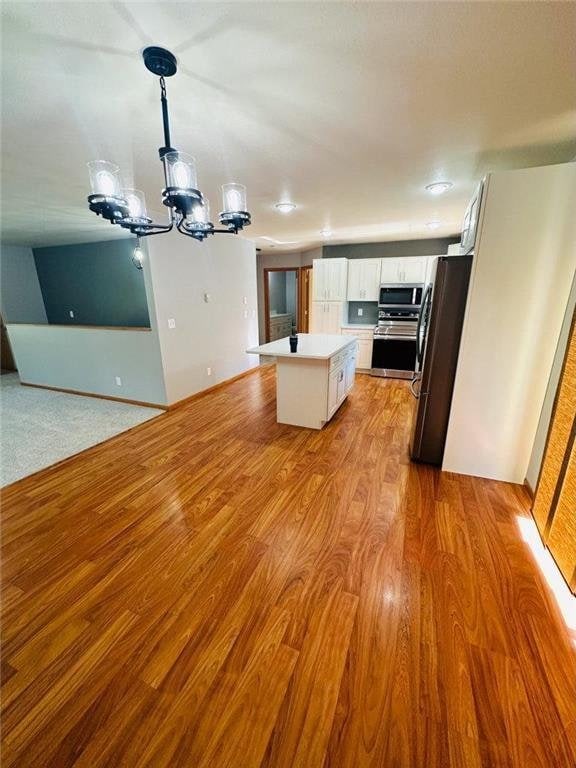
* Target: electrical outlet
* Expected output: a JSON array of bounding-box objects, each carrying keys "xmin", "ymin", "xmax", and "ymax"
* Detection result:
[
  {"xmin": 168, "ymin": 318, "xmax": 176, "ymax": 329},
  {"xmin": 206, "ymin": 367, "xmax": 212, "ymax": 376},
  {"xmin": 243, "ymin": 296, "xmax": 248, "ymax": 305},
  {"xmin": 115, "ymin": 376, "xmax": 122, "ymax": 386},
  {"xmin": 357, "ymin": 308, "xmax": 363, "ymax": 316},
  {"xmin": 69, "ymin": 310, "xmax": 74, "ymax": 318}
]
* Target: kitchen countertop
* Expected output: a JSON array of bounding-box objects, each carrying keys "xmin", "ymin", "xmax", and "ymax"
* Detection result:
[{"xmin": 247, "ymin": 333, "xmax": 355, "ymax": 360}]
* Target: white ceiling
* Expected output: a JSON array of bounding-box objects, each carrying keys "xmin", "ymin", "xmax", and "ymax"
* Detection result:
[{"xmin": 1, "ymin": 1, "xmax": 575, "ymax": 251}]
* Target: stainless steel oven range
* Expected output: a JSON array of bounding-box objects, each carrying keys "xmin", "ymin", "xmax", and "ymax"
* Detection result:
[{"xmin": 371, "ymin": 306, "xmax": 419, "ymax": 379}]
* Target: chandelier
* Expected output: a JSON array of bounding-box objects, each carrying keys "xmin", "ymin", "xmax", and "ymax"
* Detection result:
[{"xmin": 86, "ymin": 47, "xmax": 251, "ymax": 251}]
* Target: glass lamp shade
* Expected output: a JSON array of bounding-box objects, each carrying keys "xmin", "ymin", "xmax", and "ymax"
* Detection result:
[
  {"xmin": 87, "ymin": 160, "xmax": 123, "ymax": 198},
  {"xmin": 132, "ymin": 243, "xmax": 144, "ymax": 269},
  {"xmin": 222, "ymin": 183, "xmax": 247, "ymax": 213},
  {"xmin": 187, "ymin": 199, "xmax": 210, "ymax": 227},
  {"xmin": 164, "ymin": 151, "xmax": 197, "ymax": 190},
  {"xmin": 122, "ymin": 189, "xmax": 148, "ymax": 222}
]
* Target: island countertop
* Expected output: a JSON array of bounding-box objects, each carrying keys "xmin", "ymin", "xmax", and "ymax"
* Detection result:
[{"xmin": 247, "ymin": 333, "xmax": 355, "ymax": 360}]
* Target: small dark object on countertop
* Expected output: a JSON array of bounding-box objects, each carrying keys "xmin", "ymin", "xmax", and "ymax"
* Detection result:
[{"xmin": 289, "ymin": 325, "xmax": 298, "ymax": 353}]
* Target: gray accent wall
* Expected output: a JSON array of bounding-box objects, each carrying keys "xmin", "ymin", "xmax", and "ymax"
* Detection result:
[
  {"xmin": 323, "ymin": 237, "xmax": 459, "ymax": 259},
  {"xmin": 0, "ymin": 244, "xmax": 48, "ymax": 323},
  {"xmin": 33, "ymin": 238, "xmax": 150, "ymax": 327}
]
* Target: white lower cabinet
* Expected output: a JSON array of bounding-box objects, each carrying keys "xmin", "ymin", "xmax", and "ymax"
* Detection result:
[
  {"xmin": 344, "ymin": 354, "xmax": 356, "ymax": 391},
  {"xmin": 340, "ymin": 328, "xmax": 373, "ymax": 371},
  {"xmin": 327, "ymin": 343, "xmax": 356, "ymax": 419},
  {"xmin": 328, "ymin": 367, "xmax": 341, "ymax": 416},
  {"xmin": 357, "ymin": 339, "xmax": 373, "ymax": 370}
]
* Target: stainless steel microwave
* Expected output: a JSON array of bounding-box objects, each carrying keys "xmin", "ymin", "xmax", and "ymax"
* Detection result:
[{"xmin": 378, "ymin": 283, "xmax": 424, "ymax": 309}]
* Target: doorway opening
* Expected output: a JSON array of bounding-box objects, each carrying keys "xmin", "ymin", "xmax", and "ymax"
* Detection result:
[
  {"xmin": 264, "ymin": 268, "xmax": 296, "ymax": 342},
  {"xmin": 263, "ymin": 266, "xmax": 314, "ymax": 342}
]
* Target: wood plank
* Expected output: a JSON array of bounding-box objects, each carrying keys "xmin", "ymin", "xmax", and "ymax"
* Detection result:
[{"xmin": 1, "ymin": 367, "xmax": 574, "ymax": 766}]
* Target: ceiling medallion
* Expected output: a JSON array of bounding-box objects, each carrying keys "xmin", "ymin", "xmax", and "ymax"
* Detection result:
[{"xmin": 86, "ymin": 46, "xmax": 251, "ymax": 256}]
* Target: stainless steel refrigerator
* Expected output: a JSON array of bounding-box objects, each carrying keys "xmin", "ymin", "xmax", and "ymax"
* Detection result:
[{"xmin": 409, "ymin": 255, "xmax": 473, "ymax": 465}]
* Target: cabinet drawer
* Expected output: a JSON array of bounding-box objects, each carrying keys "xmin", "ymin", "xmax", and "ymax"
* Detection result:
[
  {"xmin": 330, "ymin": 352, "xmax": 345, "ymax": 371},
  {"xmin": 341, "ymin": 328, "xmax": 373, "ymax": 341}
]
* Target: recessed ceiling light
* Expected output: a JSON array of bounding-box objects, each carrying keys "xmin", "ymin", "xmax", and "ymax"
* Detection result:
[
  {"xmin": 425, "ymin": 221, "xmax": 441, "ymax": 230},
  {"xmin": 275, "ymin": 202, "xmax": 296, "ymax": 213},
  {"xmin": 425, "ymin": 181, "xmax": 453, "ymax": 195},
  {"xmin": 320, "ymin": 228, "xmax": 332, "ymax": 237}
]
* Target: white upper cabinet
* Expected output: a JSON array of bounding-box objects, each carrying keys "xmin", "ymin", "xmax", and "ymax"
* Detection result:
[
  {"xmin": 424, "ymin": 256, "xmax": 438, "ymax": 286},
  {"xmin": 379, "ymin": 257, "xmax": 427, "ymax": 284},
  {"xmin": 312, "ymin": 258, "xmax": 348, "ymax": 301},
  {"xmin": 379, "ymin": 258, "xmax": 400, "ymax": 283},
  {"xmin": 346, "ymin": 259, "xmax": 381, "ymax": 301}
]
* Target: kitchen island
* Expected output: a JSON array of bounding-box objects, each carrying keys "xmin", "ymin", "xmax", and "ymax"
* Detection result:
[{"xmin": 247, "ymin": 334, "xmax": 356, "ymax": 429}]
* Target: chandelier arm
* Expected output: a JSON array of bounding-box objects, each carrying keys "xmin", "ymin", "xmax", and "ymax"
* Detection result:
[
  {"xmin": 120, "ymin": 217, "xmax": 174, "ymax": 237},
  {"xmin": 176, "ymin": 218, "xmax": 198, "ymax": 238},
  {"xmin": 135, "ymin": 222, "xmax": 174, "ymax": 237}
]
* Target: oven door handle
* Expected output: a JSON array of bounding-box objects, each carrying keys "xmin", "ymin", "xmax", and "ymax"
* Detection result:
[{"xmin": 373, "ymin": 334, "xmax": 417, "ymax": 341}]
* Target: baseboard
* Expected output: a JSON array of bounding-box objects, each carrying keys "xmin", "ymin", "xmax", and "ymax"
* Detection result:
[
  {"xmin": 524, "ymin": 477, "xmax": 535, "ymax": 500},
  {"xmin": 20, "ymin": 381, "xmax": 168, "ymax": 410},
  {"xmin": 166, "ymin": 365, "xmax": 261, "ymax": 410}
]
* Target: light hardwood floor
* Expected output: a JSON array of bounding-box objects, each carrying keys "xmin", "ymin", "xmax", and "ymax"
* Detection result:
[{"xmin": 1, "ymin": 366, "xmax": 575, "ymax": 767}]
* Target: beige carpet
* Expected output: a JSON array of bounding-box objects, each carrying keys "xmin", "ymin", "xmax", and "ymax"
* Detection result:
[{"xmin": 0, "ymin": 374, "xmax": 163, "ymax": 486}]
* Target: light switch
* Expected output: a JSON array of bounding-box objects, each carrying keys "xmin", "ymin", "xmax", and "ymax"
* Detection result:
[
  {"xmin": 115, "ymin": 376, "xmax": 122, "ymax": 386},
  {"xmin": 206, "ymin": 367, "xmax": 212, "ymax": 376},
  {"xmin": 243, "ymin": 296, "xmax": 248, "ymax": 305},
  {"xmin": 168, "ymin": 318, "xmax": 176, "ymax": 329},
  {"xmin": 357, "ymin": 308, "xmax": 363, "ymax": 316},
  {"xmin": 69, "ymin": 310, "xmax": 74, "ymax": 318},
  {"xmin": 203, "ymin": 293, "xmax": 211, "ymax": 303},
  {"xmin": 243, "ymin": 309, "xmax": 248, "ymax": 318}
]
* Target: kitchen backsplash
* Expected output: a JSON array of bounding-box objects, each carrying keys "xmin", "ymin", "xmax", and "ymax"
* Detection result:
[{"xmin": 347, "ymin": 301, "xmax": 378, "ymax": 325}]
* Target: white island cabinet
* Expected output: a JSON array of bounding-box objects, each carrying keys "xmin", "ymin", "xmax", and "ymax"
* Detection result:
[{"xmin": 247, "ymin": 334, "xmax": 356, "ymax": 429}]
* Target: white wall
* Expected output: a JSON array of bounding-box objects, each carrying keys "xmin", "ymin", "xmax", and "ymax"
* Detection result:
[
  {"xmin": 443, "ymin": 163, "xmax": 576, "ymax": 483},
  {"xmin": 145, "ymin": 232, "xmax": 259, "ymax": 405},
  {"xmin": 0, "ymin": 244, "xmax": 47, "ymax": 323},
  {"xmin": 6, "ymin": 324, "xmax": 167, "ymax": 404},
  {"xmin": 525, "ymin": 271, "xmax": 576, "ymax": 490}
]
